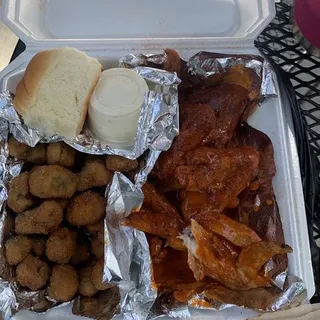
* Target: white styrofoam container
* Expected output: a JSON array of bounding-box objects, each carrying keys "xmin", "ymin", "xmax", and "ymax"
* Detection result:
[{"xmin": 0, "ymin": 0, "xmax": 315, "ymax": 319}]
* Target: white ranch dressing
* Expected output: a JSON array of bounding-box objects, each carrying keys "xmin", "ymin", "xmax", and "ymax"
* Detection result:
[{"xmin": 88, "ymin": 68, "xmax": 148, "ymax": 148}]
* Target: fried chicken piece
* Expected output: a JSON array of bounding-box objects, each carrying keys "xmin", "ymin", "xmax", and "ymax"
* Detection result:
[
  {"xmin": 46, "ymin": 142, "xmax": 76, "ymax": 168},
  {"xmin": 8, "ymin": 137, "xmax": 46, "ymax": 164},
  {"xmin": 182, "ymin": 84, "xmax": 249, "ymax": 147},
  {"xmin": 46, "ymin": 228, "xmax": 76, "ymax": 264},
  {"xmin": 70, "ymin": 242, "xmax": 91, "ymax": 266},
  {"xmin": 152, "ymin": 248, "xmax": 196, "ymax": 290},
  {"xmin": 152, "ymin": 103, "xmax": 216, "ymax": 183},
  {"xmin": 29, "ymin": 165, "xmax": 78, "ymax": 199},
  {"xmin": 49, "ymin": 265, "xmax": 79, "ymax": 302},
  {"xmin": 16, "ymin": 255, "xmax": 50, "ymax": 290},
  {"xmin": 7, "ymin": 172, "xmax": 34, "ymax": 213},
  {"xmin": 180, "ymin": 190, "xmax": 212, "ymax": 222},
  {"xmin": 222, "ymin": 65, "xmax": 261, "ymax": 102},
  {"xmin": 79, "ymin": 266, "xmax": 98, "ymax": 297},
  {"xmin": 142, "ymin": 182, "xmax": 181, "ymax": 217},
  {"xmin": 195, "ymin": 214, "xmax": 261, "ymax": 247},
  {"xmin": 148, "ymin": 236, "xmax": 168, "ymax": 264},
  {"xmin": 15, "ymin": 201, "xmax": 63, "ymax": 234},
  {"xmin": 67, "ymin": 191, "xmax": 105, "ymax": 227},
  {"xmin": 106, "ymin": 155, "xmax": 138, "ymax": 172},
  {"xmin": 5, "ymin": 235, "xmax": 33, "ymax": 265},
  {"xmin": 91, "ymin": 260, "xmax": 111, "ymax": 290},
  {"xmin": 184, "ymin": 220, "xmax": 291, "ymax": 290},
  {"xmin": 231, "ymin": 123, "xmax": 288, "ymax": 279},
  {"xmin": 124, "ymin": 209, "xmax": 184, "ymax": 240},
  {"xmin": 77, "ymin": 160, "xmax": 113, "ymax": 192},
  {"xmin": 31, "ymin": 237, "xmax": 46, "ymax": 257},
  {"xmin": 175, "ymin": 146, "xmax": 260, "ymax": 212}
]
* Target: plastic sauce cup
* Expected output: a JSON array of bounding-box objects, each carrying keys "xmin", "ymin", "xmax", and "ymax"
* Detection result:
[{"xmin": 88, "ymin": 68, "xmax": 148, "ymax": 148}]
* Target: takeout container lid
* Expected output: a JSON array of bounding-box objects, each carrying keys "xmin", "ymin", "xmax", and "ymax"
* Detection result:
[{"xmin": 1, "ymin": 0, "xmax": 275, "ymax": 49}]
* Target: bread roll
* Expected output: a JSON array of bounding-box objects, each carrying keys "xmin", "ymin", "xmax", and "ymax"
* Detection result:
[{"xmin": 14, "ymin": 47, "xmax": 102, "ymax": 139}]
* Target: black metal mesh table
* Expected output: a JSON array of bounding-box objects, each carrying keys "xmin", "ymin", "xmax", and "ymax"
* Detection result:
[
  {"xmin": 255, "ymin": 0, "xmax": 320, "ymax": 303},
  {"xmin": 9, "ymin": 0, "xmax": 320, "ymax": 304}
]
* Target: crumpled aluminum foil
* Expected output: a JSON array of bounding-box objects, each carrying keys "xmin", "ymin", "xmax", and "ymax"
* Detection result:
[
  {"xmin": 0, "ymin": 67, "xmax": 180, "ymax": 160},
  {"xmin": 0, "ymin": 51, "xmax": 307, "ymax": 320}
]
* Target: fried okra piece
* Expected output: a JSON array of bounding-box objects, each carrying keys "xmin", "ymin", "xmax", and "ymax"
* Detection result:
[
  {"xmin": 31, "ymin": 237, "xmax": 46, "ymax": 257},
  {"xmin": 87, "ymin": 220, "xmax": 104, "ymax": 258},
  {"xmin": 91, "ymin": 260, "xmax": 110, "ymax": 291},
  {"xmin": 55, "ymin": 198, "xmax": 69, "ymax": 210},
  {"xmin": 87, "ymin": 220, "xmax": 104, "ymax": 236},
  {"xmin": 77, "ymin": 160, "xmax": 113, "ymax": 192},
  {"xmin": 70, "ymin": 242, "xmax": 91, "ymax": 266},
  {"xmin": 8, "ymin": 137, "xmax": 46, "ymax": 164},
  {"xmin": 15, "ymin": 201, "xmax": 63, "ymax": 234},
  {"xmin": 66, "ymin": 191, "xmax": 105, "ymax": 227},
  {"xmin": 29, "ymin": 165, "xmax": 78, "ymax": 199},
  {"xmin": 46, "ymin": 228, "xmax": 76, "ymax": 264},
  {"xmin": 5, "ymin": 235, "xmax": 33, "ymax": 265},
  {"xmin": 16, "ymin": 255, "xmax": 50, "ymax": 291},
  {"xmin": 106, "ymin": 155, "xmax": 138, "ymax": 172},
  {"xmin": 79, "ymin": 266, "xmax": 98, "ymax": 297},
  {"xmin": 49, "ymin": 265, "xmax": 79, "ymax": 302},
  {"xmin": 47, "ymin": 142, "xmax": 76, "ymax": 168},
  {"xmin": 7, "ymin": 172, "xmax": 34, "ymax": 213}
]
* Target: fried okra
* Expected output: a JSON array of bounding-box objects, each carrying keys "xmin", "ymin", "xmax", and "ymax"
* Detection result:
[
  {"xmin": 49, "ymin": 265, "xmax": 79, "ymax": 302},
  {"xmin": 47, "ymin": 142, "xmax": 76, "ymax": 168},
  {"xmin": 5, "ymin": 235, "xmax": 33, "ymax": 265},
  {"xmin": 78, "ymin": 266, "xmax": 98, "ymax": 297},
  {"xmin": 15, "ymin": 201, "xmax": 63, "ymax": 234},
  {"xmin": 91, "ymin": 259, "xmax": 110, "ymax": 291},
  {"xmin": 77, "ymin": 160, "xmax": 112, "ymax": 192},
  {"xmin": 87, "ymin": 220, "xmax": 104, "ymax": 258},
  {"xmin": 70, "ymin": 242, "xmax": 91, "ymax": 266},
  {"xmin": 29, "ymin": 165, "xmax": 78, "ymax": 199},
  {"xmin": 66, "ymin": 191, "xmax": 105, "ymax": 227},
  {"xmin": 7, "ymin": 172, "xmax": 34, "ymax": 213},
  {"xmin": 55, "ymin": 198, "xmax": 69, "ymax": 210},
  {"xmin": 31, "ymin": 237, "xmax": 46, "ymax": 257},
  {"xmin": 46, "ymin": 228, "xmax": 76, "ymax": 264},
  {"xmin": 8, "ymin": 137, "xmax": 46, "ymax": 164},
  {"xmin": 16, "ymin": 255, "xmax": 50, "ymax": 291},
  {"xmin": 106, "ymin": 155, "xmax": 138, "ymax": 172}
]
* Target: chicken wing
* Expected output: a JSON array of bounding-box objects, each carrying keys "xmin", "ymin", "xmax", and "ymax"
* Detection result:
[
  {"xmin": 184, "ymin": 220, "xmax": 291, "ymax": 290},
  {"xmin": 152, "ymin": 102, "xmax": 216, "ymax": 184},
  {"xmin": 182, "ymin": 83, "xmax": 249, "ymax": 147},
  {"xmin": 195, "ymin": 214, "xmax": 261, "ymax": 247},
  {"xmin": 175, "ymin": 146, "xmax": 260, "ymax": 212},
  {"xmin": 124, "ymin": 209, "xmax": 184, "ymax": 239}
]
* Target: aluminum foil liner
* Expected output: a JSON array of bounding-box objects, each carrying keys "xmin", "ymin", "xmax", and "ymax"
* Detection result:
[
  {"xmin": 0, "ymin": 51, "xmax": 306, "ymax": 320},
  {"xmin": 0, "ymin": 68, "xmax": 180, "ymax": 160},
  {"xmin": 120, "ymin": 51, "xmax": 277, "ymax": 100}
]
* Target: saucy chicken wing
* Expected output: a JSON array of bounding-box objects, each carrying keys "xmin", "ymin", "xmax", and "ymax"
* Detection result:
[
  {"xmin": 175, "ymin": 146, "xmax": 260, "ymax": 213},
  {"xmin": 184, "ymin": 220, "xmax": 292, "ymax": 290}
]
